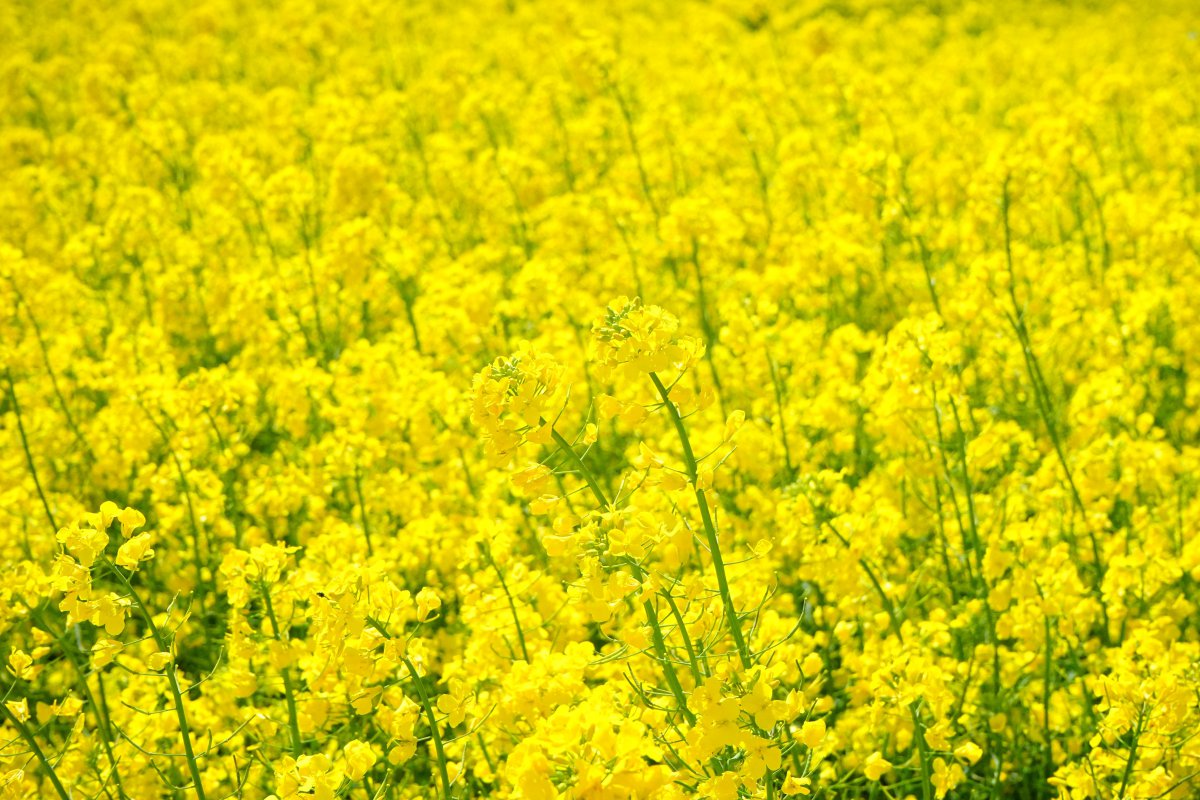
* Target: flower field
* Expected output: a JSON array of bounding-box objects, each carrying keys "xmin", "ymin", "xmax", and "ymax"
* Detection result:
[{"xmin": 3, "ymin": 0, "xmax": 1200, "ymax": 798}]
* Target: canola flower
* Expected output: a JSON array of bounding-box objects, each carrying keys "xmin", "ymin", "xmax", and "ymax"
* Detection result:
[{"xmin": 2, "ymin": 0, "xmax": 1200, "ymax": 798}]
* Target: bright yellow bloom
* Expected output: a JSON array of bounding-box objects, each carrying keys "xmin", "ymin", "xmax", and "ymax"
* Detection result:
[
  {"xmin": 115, "ymin": 533, "xmax": 155, "ymax": 570},
  {"xmin": 342, "ymin": 739, "xmax": 377, "ymax": 781}
]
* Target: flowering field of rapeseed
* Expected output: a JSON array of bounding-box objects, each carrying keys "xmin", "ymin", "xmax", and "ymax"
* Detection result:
[{"xmin": 3, "ymin": 0, "xmax": 1200, "ymax": 798}]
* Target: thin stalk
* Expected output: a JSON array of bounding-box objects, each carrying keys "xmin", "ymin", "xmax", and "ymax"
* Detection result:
[
  {"xmin": 946, "ymin": 397, "xmax": 986, "ymax": 576},
  {"xmin": 401, "ymin": 657, "xmax": 454, "ymax": 800},
  {"xmin": 765, "ymin": 349, "xmax": 794, "ymax": 479},
  {"xmin": 136, "ymin": 403, "xmax": 206, "ymax": 597},
  {"xmin": 5, "ymin": 368, "xmax": 58, "ymax": 534},
  {"xmin": 1001, "ymin": 180, "xmax": 1111, "ymax": 646},
  {"xmin": 549, "ymin": 428, "xmax": 695, "ymax": 722},
  {"xmin": 636, "ymin": 584, "xmax": 696, "ymax": 725},
  {"xmin": 32, "ymin": 610, "xmax": 129, "ymax": 799},
  {"xmin": 110, "ymin": 564, "xmax": 208, "ymax": 800},
  {"xmin": 8, "ymin": 280, "xmax": 93, "ymax": 459},
  {"xmin": 806, "ymin": 491, "xmax": 905, "ymax": 642},
  {"xmin": 929, "ymin": 389, "xmax": 979, "ymax": 587},
  {"xmin": 943, "ymin": 395, "xmax": 1003, "ymax": 697},
  {"xmin": 689, "ymin": 243, "xmax": 728, "ymax": 418},
  {"xmin": 300, "ymin": 246, "xmax": 329, "ymax": 362},
  {"xmin": 1043, "ymin": 614, "xmax": 1054, "ymax": 777},
  {"xmin": 662, "ymin": 589, "xmax": 706, "ymax": 682},
  {"xmin": 94, "ymin": 669, "xmax": 129, "ymax": 799},
  {"xmin": 0, "ymin": 699, "xmax": 72, "ymax": 800},
  {"xmin": 549, "ymin": 429, "xmax": 609, "ymax": 509},
  {"xmin": 259, "ymin": 585, "xmax": 303, "ymax": 755},
  {"xmin": 354, "ymin": 466, "xmax": 373, "ymax": 556},
  {"xmin": 911, "ymin": 704, "xmax": 933, "ymax": 800},
  {"xmin": 859, "ymin": 557, "xmax": 905, "ymax": 642},
  {"xmin": 1116, "ymin": 704, "xmax": 1146, "ymax": 800},
  {"xmin": 609, "ymin": 81, "xmax": 661, "ymax": 223},
  {"xmin": 650, "ymin": 372, "xmax": 751, "ymax": 669},
  {"xmin": 928, "ymin": 475, "xmax": 961, "ymax": 600},
  {"xmin": 479, "ymin": 543, "xmax": 530, "ymax": 662}
]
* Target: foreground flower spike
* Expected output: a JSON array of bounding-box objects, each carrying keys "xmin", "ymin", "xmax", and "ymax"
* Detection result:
[
  {"xmin": 590, "ymin": 296, "xmax": 705, "ymax": 378},
  {"xmin": 471, "ymin": 350, "xmax": 567, "ymax": 462},
  {"xmin": 2, "ymin": 2, "xmax": 1199, "ymax": 799}
]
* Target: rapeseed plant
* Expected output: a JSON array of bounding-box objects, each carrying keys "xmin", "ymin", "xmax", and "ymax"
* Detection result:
[{"xmin": 2, "ymin": 0, "xmax": 1199, "ymax": 798}]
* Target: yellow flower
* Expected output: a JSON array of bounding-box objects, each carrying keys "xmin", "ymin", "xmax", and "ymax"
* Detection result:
[
  {"xmin": 55, "ymin": 523, "xmax": 108, "ymax": 568},
  {"xmin": 436, "ymin": 679, "xmax": 474, "ymax": 727},
  {"xmin": 954, "ymin": 741, "xmax": 983, "ymax": 765},
  {"xmin": 931, "ymin": 758, "xmax": 964, "ymax": 799},
  {"xmin": 864, "ymin": 752, "xmax": 893, "ymax": 781},
  {"xmin": 471, "ymin": 351, "xmax": 566, "ymax": 462},
  {"xmin": 590, "ymin": 296, "xmax": 704, "ymax": 377},
  {"xmin": 699, "ymin": 772, "xmax": 742, "ymax": 800},
  {"xmin": 91, "ymin": 639, "xmax": 122, "ymax": 669},
  {"xmin": 147, "ymin": 651, "xmax": 173, "ymax": 671},
  {"xmin": 5, "ymin": 699, "xmax": 29, "ymax": 723},
  {"xmin": 343, "ymin": 739, "xmax": 377, "ymax": 781},
  {"xmin": 781, "ymin": 772, "xmax": 812, "ymax": 796},
  {"xmin": 37, "ymin": 696, "xmax": 83, "ymax": 720},
  {"xmin": 800, "ymin": 719, "xmax": 826, "ymax": 749},
  {"xmin": 415, "ymin": 587, "xmax": 441, "ymax": 622},
  {"xmin": 723, "ymin": 410, "xmax": 746, "ymax": 442},
  {"xmin": 117, "ymin": 507, "xmax": 147, "ymax": 538},
  {"xmin": 6, "ymin": 649, "xmax": 35, "ymax": 680},
  {"xmin": 115, "ymin": 532, "xmax": 155, "ymax": 570}
]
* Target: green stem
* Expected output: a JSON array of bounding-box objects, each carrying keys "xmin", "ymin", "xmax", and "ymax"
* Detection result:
[
  {"xmin": 32, "ymin": 611, "xmax": 129, "ymax": 799},
  {"xmin": 549, "ymin": 428, "xmax": 694, "ymax": 723},
  {"xmin": 663, "ymin": 589, "xmax": 706, "ymax": 682},
  {"xmin": 1043, "ymin": 614, "xmax": 1054, "ymax": 776},
  {"xmin": 260, "ymin": 585, "xmax": 303, "ymax": 755},
  {"xmin": 1001, "ymin": 179, "xmax": 1111, "ymax": 647},
  {"xmin": 8, "ymin": 280, "xmax": 94, "ymax": 460},
  {"xmin": 93, "ymin": 668, "xmax": 130, "ymax": 799},
  {"xmin": 110, "ymin": 565, "xmax": 208, "ymax": 800},
  {"xmin": 765, "ymin": 349, "xmax": 794, "ymax": 479},
  {"xmin": 911, "ymin": 704, "xmax": 933, "ymax": 800},
  {"xmin": 689, "ymin": 243, "xmax": 727, "ymax": 419},
  {"xmin": 0, "ymin": 699, "xmax": 72, "ymax": 800},
  {"xmin": 401, "ymin": 657, "xmax": 453, "ymax": 800},
  {"xmin": 354, "ymin": 466, "xmax": 373, "ymax": 556},
  {"xmin": 947, "ymin": 396, "xmax": 986, "ymax": 577},
  {"xmin": 5, "ymin": 368, "xmax": 58, "ymax": 535},
  {"xmin": 631, "ymin": 564, "xmax": 696, "ymax": 725},
  {"xmin": 1116, "ymin": 704, "xmax": 1146, "ymax": 800},
  {"xmin": 609, "ymin": 81, "xmax": 661, "ymax": 223},
  {"xmin": 650, "ymin": 372, "xmax": 751, "ymax": 669},
  {"xmin": 479, "ymin": 543, "xmax": 529, "ymax": 662},
  {"xmin": 549, "ymin": 429, "xmax": 609, "ymax": 508},
  {"xmin": 137, "ymin": 403, "xmax": 206, "ymax": 598},
  {"xmin": 859, "ymin": 557, "xmax": 905, "ymax": 643}
]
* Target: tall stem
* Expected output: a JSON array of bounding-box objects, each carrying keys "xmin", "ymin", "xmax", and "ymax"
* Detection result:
[
  {"xmin": 549, "ymin": 428, "xmax": 695, "ymax": 723},
  {"xmin": 354, "ymin": 466, "xmax": 373, "ymax": 556},
  {"xmin": 549, "ymin": 429, "xmax": 609, "ymax": 509},
  {"xmin": 260, "ymin": 585, "xmax": 303, "ymax": 755},
  {"xmin": 1116, "ymin": 704, "xmax": 1146, "ymax": 800},
  {"xmin": 911, "ymin": 703, "xmax": 933, "ymax": 800},
  {"xmin": 5, "ymin": 368, "xmax": 58, "ymax": 535},
  {"xmin": 650, "ymin": 373, "xmax": 751, "ymax": 669},
  {"xmin": 32, "ymin": 610, "xmax": 129, "ymax": 799},
  {"xmin": 0, "ymin": 700, "xmax": 72, "ymax": 800},
  {"xmin": 110, "ymin": 565, "xmax": 208, "ymax": 800},
  {"xmin": 1001, "ymin": 179, "xmax": 1111, "ymax": 646},
  {"xmin": 479, "ymin": 544, "xmax": 530, "ymax": 662},
  {"xmin": 401, "ymin": 657, "xmax": 454, "ymax": 800},
  {"xmin": 136, "ymin": 403, "xmax": 206, "ymax": 599}
]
